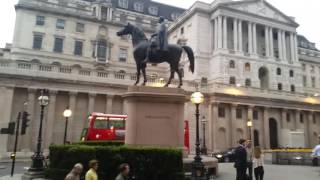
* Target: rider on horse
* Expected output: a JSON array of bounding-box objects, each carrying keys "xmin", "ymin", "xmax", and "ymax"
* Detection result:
[{"xmin": 142, "ymin": 16, "xmax": 168, "ymax": 63}]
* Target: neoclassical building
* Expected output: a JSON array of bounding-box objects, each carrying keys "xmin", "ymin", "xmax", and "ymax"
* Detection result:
[{"xmin": 0, "ymin": 0, "xmax": 319, "ymax": 155}]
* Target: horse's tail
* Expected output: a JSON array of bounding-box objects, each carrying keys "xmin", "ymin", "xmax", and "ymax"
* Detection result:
[{"xmin": 182, "ymin": 46, "xmax": 194, "ymax": 73}]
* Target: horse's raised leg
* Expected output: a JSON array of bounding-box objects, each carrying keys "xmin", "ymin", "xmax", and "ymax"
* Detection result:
[
  {"xmin": 134, "ymin": 63, "xmax": 141, "ymax": 86},
  {"xmin": 177, "ymin": 68, "xmax": 183, "ymax": 88},
  {"xmin": 164, "ymin": 70, "xmax": 174, "ymax": 87},
  {"xmin": 141, "ymin": 64, "xmax": 147, "ymax": 86}
]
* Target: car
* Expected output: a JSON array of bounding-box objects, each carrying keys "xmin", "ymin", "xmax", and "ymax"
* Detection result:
[{"xmin": 212, "ymin": 148, "xmax": 236, "ymax": 162}]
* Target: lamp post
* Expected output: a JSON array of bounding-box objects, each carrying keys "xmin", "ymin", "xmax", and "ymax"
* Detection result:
[
  {"xmin": 247, "ymin": 120, "xmax": 252, "ymax": 141},
  {"xmin": 201, "ymin": 116, "xmax": 207, "ymax": 155},
  {"xmin": 190, "ymin": 91, "xmax": 206, "ymax": 179},
  {"xmin": 63, "ymin": 107, "xmax": 72, "ymax": 145},
  {"xmin": 28, "ymin": 89, "xmax": 49, "ymax": 174}
]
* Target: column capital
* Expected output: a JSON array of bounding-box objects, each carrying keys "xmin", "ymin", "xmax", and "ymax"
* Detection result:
[
  {"xmin": 28, "ymin": 88, "xmax": 37, "ymax": 94},
  {"xmin": 49, "ymin": 89, "xmax": 58, "ymax": 95},
  {"xmin": 231, "ymin": 103, "xmax": 239, "ymax": 107},
  {"xmin": 248, "ymin": 105, "xmax": 255, "ymax": 109},
  {"xmin": 89, "ymin": 92, "xmax": 97, "ymax": 98},
  {"xmin": 106, "ymin": 94, "xmax": 115, "ymax": 99},
  {"xmin": 69, "ymin": 91, "xmax": 78, "ymax": 96}
]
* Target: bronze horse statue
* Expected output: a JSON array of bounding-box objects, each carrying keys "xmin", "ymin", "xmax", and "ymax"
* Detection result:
[{"xmin": 116, "ymin": 23, "xmax": 194, "ymax": 88}]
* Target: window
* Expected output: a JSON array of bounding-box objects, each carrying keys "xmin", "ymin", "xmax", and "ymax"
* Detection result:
[
  {"xmin": 148, "ymin": 6, "xmax": 158, "ymax": 15},
  {"xmin": 218, "ymin": 107, "xmax": 225, "ymax": 118},
  {"xmin": 229, "ymin": 60, "xmax": 235, "ymax": 68},
  {"xmin": 300, "ymin": 113, "xmax": 304, "ymax": 123},
  {"xmin": 253, "ymin": 110, "xmax": 258, "ymax": 120},
  {"xmin": 53, "ymin": 37, "xmax": 64, "ymax": 53},
  {"xmin": 245, "ymin": 79, "xmax": 251, "ymax": 87},
  {"xmin": 181, "ymin": 27, "xmax": 184, "ymax": 35},
  {"xmin": 286, "ymin": 113, "xmax": 291, "ymax": 122},
  {"xmin": 134, "ymin": 2, "xmax": 144, "ymax": 12},
  {"xmin": 289, "ymin": 70, "xmax": 294, "ymax": 77},
  {"xmin": 276, "ymin": 68, "xmax": 281, "ymax": 75},
  {"xmin": 290, "ymin": 85, "xmax": 295, "ymax": 92},
  {"xmin": 313, "ymin": 114, "xmax": 316, "ymax": 124},
  {"xmin": 76, "ymin": 23, "xmax": 85, "ymax": 32},
  {"xmin": 74, "ymin": 41, "xmax": 83, "ymax": 56},
  {"xmin": 245, "ymin": 63, "xmax": 251, "ymax": 71},
  {"xmin": 171, "ymin": 13, "xmax": 180, "ymax": 20},
  {"xmin": 32, "ymin": 34, "xmax": 43, "ymax": 49},
  {"xmin": 311, "ymin": 76, "xmax": 316, "ymax": 88},
  {"xmin": 236, "ymin": 108, "xmax": 242, "ymax": 119},
  {"xmin": 97, "ymin": 40, "xmax": 107, "ymax": 60},
  {"xmin": 119, "ymin": 48, "xmax": 128, "ymax": 62},
  {"xmin": 302, "ymin": 64, "xmax": 306, "ymax": 71},
  {"xmin": 118, "ymin": 0, "xmax": 128, "ymax": 8},
  {"xmin": 56, "ymin": 19, "xmax": 65, "ymax": 29},
  {"xmin": 36, "ymin": 15, "xmax": 45, "ymax": 26},
  {"xmin": 277, "ymin": 83, "xmax": 282, "ymax": 90},
  {"xmin": 229, "ymin": 76, "xmax": 236, "ymax": 85},
  {"xmin": 303, "ymin": 76, "xmax": 307, "ymax": 87}
]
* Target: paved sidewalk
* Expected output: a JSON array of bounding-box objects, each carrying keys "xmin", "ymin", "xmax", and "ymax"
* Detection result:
[
  {"xmin": 216, "ymin": 163, "xmax": 320, "ymax": 180},
  {"xmin": 0, "ymin": 174, "xmax": 47, "ymax": 180}
]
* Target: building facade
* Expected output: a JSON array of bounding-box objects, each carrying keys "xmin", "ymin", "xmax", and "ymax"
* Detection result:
[
  {"xmin": 169, "ymin": 0, "xmax": 320, "ymax": 151},
  {"xmin": 0, "ymin": 0, "xmax": 319, "ymax": 154}
]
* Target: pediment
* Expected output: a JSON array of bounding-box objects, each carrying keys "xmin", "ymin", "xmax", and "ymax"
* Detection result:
[{"xmin": 222, "ymin": 0, "xmax": 298, "ymax": 26}]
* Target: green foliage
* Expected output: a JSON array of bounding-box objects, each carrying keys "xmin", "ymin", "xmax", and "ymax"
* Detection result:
[{"xmin": 48, "ymin": 144, "xmax": 183, "ymax": 180}]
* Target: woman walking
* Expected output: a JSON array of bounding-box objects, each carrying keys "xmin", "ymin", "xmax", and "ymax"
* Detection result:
[{"xmin": 253, "ymin": 147, "xmax": 264, "ymax": 180}]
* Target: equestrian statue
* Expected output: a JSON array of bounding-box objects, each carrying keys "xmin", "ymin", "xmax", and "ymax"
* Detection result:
[{"xmin": 116, "ymin": 17, "xmax": 194, "ymax": 88}]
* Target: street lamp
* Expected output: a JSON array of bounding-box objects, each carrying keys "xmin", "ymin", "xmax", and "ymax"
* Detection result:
[
  {"xmin": 63, "ymin": 107, "xmax": 72, "ymax": 145},
  {"xmin": 247, "ymin": 120, "xmax": 252, "ymax": 140},
  {"xmin": 190, "ymin": 91, "xmax": 206, "ymax": 179},
  {"xmin": 201, "ymin": 116, "xmax": 207, "ymax": 155},
  {"xmin": 28, "ymin": 89, "xmax": 49, "ymax": 174}
]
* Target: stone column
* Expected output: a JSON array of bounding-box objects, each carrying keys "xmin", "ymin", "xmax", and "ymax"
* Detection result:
[
  {"xmin": 282, "ymin": 31, "xmax": 287, "ymax": 61},
  {"xmin": 306, "ymin": 112, "xmax": 312, "ymax": 147},
  {"xmin": 68, "ymin": 91, "xmax": 77, "ymax": 142},
  {"xmin": 263, "ymin": 107, "xmax": 270, "ymax": 149},
  {"xmin": 218, "ymin": 16, "xmax": 223, "ymax": 49},
  {"xmin": 88, "ymin": 93, "xmax": 96, "ymax": 114},
  {"xmin": 238, "ymin": 20, "xmax": 243, "ymax": 52},
  {"xmin": 44, "ymin": 90, "xmax": 57, "ymax": 149},
  {"xmin": 247, "ymin": 105, "xmax": 254, "ymax": 142},
  {"xmin": 230, "ymin": 104, "xmax": 237, "ymax": 146},
  {"xmin": 248, "ymin": 22, "xmax": 253, "ymax": 54},
  {"xmin": 265, "ymin": 26, "xmax": 270, "ymax": 57},
  {"xmin": 253, "ymin": 23, "xmax": 257, "ymax": 54},
  {"xmin": 233, "ymin": 18, "xmax": 238, "ymax": 51},
  {"xmin": 293, "ymin": 34, "xmax": 298, "ymax": 62},
  {"xmin": 207, "ymin": 103, "xmax": 213, "ymax": 152},
  {"xmin": 212, "ymin": 102, "xmax": 218, "ymax": 152},
  {"xmin": 24, "ymin": 88, "xmax": 36, "ymax": 151},
  {"xmin": 214, "ymin": 18, "xmax": 218, "ymax": 50},
  {"xmin": 223, "ymin": 16, "xmax": 228, "ymax": 49},
  {"xmin": 290, "ymin": 32, "xmax": 295, "ymax": 63},
  {"xmin": 295, "ymin": 110, "xmax": 300, "ymax": 130},
  {"xmin": 281, "ymin": 109, "xmax": 286, "ymax": 129},
  {"xmin": 277, "ymin": 29, "xmax": 283, "ymax": 60},
  {"xmin": 0, "ymin": 86, "xmax": 15, "ymax": 153},
  {"xmin": 269, "ymin": 27, "xmax": 274, "ymax": 57},
  {"xmin": 106, "ymin": 94, "xmax": 114, "ymax": 113}
]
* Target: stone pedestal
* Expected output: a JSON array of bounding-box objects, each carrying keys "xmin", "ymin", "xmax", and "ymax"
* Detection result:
[{"xmin": 123, "ymin": 86, "xmax": 186, "ymax": 147}]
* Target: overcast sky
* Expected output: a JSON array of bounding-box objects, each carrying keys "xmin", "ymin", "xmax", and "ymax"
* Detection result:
[{"xmin": 0, "ymin": 0, "xmax": 319, "ymax": 49}]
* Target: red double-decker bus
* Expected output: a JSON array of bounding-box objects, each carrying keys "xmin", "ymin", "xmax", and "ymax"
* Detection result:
[{"xmin": 81, "ymin": 112, "xmax": 190, "ymax": 152}]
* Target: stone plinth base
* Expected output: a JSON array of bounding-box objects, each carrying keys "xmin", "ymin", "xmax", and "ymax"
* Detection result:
[
  {"xmin": 21, "ymin": 171, "xmax": 45, "ymax": 180},
  {"xmin": 123, "ymin": 86, "xmax": 186, "ymax": 147},
  {"xmin": 183, "ymin": 156, "xmax": 219, "ymax": 179}
]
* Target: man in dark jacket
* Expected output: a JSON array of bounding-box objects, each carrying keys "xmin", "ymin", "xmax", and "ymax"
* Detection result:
[
  {"xmin": 115, "ymin": 163, "xmax": 130, "ymax": 180},
  {"xmin": 234, "ymin": 139, "xmax": 247, "ymax": 180}
]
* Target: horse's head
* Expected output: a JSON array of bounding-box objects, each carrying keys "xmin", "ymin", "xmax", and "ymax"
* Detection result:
[{"xmin": 117, "ymin": 23, "xmax": 132, "ymax": 36}]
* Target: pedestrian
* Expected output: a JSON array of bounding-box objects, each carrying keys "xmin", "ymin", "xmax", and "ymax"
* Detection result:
[
  {"xmin": 311, "ymin": 135, "xmax": 320, "ymax": 166},
  {"xmin": 115, "ymin": 163, "xmax": 130, "ymax": 180},
  {"xmin": 234, "ymin": 138, "xmax": 247, "ymax": 180},
  {"xmin": 65, "ymin": 163, "xmax": 83, "ymax": 180},
  {"xmin": 85, "ymin": 159, "xmax": 99, "ymax": 180},
  {"xmin": 245, "ymin": 140, "xmax": 253, "ymax": 180},
  {"xmin": 253, "ymin": 147, "xmax": 264, "ymax": 180}
]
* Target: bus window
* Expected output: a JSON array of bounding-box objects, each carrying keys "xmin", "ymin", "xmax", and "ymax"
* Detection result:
[
  {"xmin": 93, "ymin": 119, "xmax": 109, "ymax": 129},
  {"xmin": 109, "ymin": 120, "xmax": 125, "ymax": 129}
]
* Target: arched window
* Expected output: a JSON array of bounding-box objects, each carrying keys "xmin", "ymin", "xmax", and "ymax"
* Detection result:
[
  {"xmin": 289, "ymin": 70, "xmax": 294, "ymax": 77},
  {"xmin": 134, "ymin": 2, "xmax": 144, "ymax": 12},
  {"xmin": 245, "ymin": 63, "xmax": 251, "ymax": 71},
  {"xmin": 118, "ymin": 0, "xmax": 128, "ymax": 8},
  {"xmin": 290, "ymin": 85, "xmax": 295, "ymax": 92},
  {"xmin": 229, "ymin": 76, "xmax": 236, "ymax": 85},
  {"xmin": 277, "ymin": 83, "xmax": 282, "ymax": 90},
  {"xmin": 97, "ymin": 40, "xmax": 107, "ymax": 60},
  {"xmin": 229, "ymin": 60, "xmax": 235, "ymax": 68},
  {"xmin": 245, "ymin": 79, "xmax": 251, "ymax": 87},
  {"xmin": 276, "ymin": 67, "xmax": 281, "ymax": 75}
]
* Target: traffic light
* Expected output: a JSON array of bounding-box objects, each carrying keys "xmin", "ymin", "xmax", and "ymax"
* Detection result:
[
  {"xmin": 0, "ymin": 122, "xmax": 15, "ymax": 135},
  {"xmin": 21, "ymin": 111, "xmax": 30, "ymax": 135}
]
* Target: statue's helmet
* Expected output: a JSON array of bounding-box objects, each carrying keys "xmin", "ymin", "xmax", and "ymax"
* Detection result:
[{"xmin": 159, "ymin": 16, "xmax": 165, "ymax": 23}]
